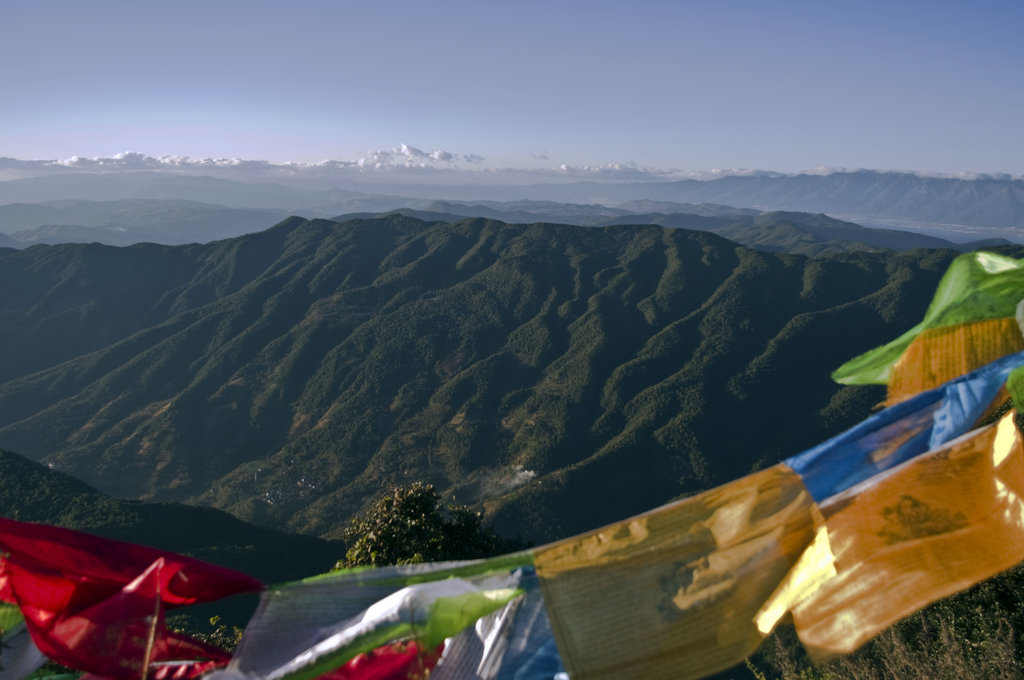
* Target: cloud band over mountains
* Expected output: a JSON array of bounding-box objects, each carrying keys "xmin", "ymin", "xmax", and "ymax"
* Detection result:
[
  {"xmin": 1, "ymin": 152, "xmax": 1020, "ymax": 185},
  {"xmin": 0, "ymin": 150, "xmax": 780, "ymax": 183}
]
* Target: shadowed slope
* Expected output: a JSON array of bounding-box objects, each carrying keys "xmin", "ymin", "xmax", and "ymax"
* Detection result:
[{"xmin": 0, "ymin": 448, "xmax": 339, "ymax": 584}]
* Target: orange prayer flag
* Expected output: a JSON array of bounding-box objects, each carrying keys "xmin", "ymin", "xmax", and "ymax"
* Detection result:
[
  {"xmin": 772, "ymin": 412, "xmax": 1024, "ymax": 659},
  {"xmin": 534, "ymin": 465, "xmax": 816, "ymax": 680},
  {"xmin": 886, "ymin": 317, "xmax": 1024, "ymax": 405}
]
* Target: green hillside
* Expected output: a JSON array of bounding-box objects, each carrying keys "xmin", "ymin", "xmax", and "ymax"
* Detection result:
[
  {"xmin": 0, "ymin": 448, "xmax": 340, "ymax": 585},
  {"xmin": 0, "ymin": 215, "xmax": 988, "ymax": 542}
]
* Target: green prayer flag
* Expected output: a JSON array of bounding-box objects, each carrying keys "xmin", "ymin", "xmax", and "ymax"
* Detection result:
[
  {"xmin": 833, "ymin": 252, "xmax": 1024, "ymax": 385},
  {"xmin": 0, "ymin": 602, "xmax": 23, "ymax": 633},
  {"xmin": 218, "ymin": 556, "xmax": 531, "ymax": 680},
  {"xmin": 1007, "ymin": 364, "xmax": 1024, "ymax": 409},
  {"xmin": 423, "ymin": 587, "xmax": 520, "ymax": 647}
]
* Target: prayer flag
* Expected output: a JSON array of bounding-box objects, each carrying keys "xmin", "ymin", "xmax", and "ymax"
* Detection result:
[
  {"xmin": 317, "ymin": 640, "xmax": 444, "ymax": 680},
  {"xmin": 885, "ymin": 318, "xmax": 1024, "ymax": 405},
  {"xmin": 207, "ymin": 554, "xmax": 532, "ymax": 680},
  {"xmin": 833, "ymin": 251, "xmax": 1024, "ymax": 386},
  {"xmin": 786, "ymin": 349, "xmax": 1024, "ymax": 502},
  {"xmin": 534, "ymin": 350, "xmax": 1023, "ymax": 679},
  {"xmin": 0, "ymin": 518, "xmax": 261, "ymax": 678},
  {"xmin": 775, "ymin": 411, "xmax": 1024, "ymax": 658},
  {"xmin": 430, "ymin": 568, "xmax": 564, "ymax": 680},
  {"xmin": 534, "ymin": 464, "xmax": 816, "ymax": 680},
  {"xmin": 0, "ymin": 623, "xmax": 48, "ymax": 680}
]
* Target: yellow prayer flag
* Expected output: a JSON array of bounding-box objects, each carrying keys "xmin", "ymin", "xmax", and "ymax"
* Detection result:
[
  {"xmin": 785, "ymin": 411, "xmax": 1024, "ymax": 659},
  {"xmin": 534, "ymin": 465, "xmax": 817, "ymax": 680},
  {"xmin": 886, "ymin": 317, "xmax": 1024, "ymax": 405}
]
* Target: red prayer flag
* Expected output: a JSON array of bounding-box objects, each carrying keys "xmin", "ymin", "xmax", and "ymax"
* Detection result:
[
  {"xmin": 83, "ymin": 659, "xmax": 223, "ymax": 680},
  {"xmin": 0, "ymin": 517, "xmax": 261, "ymax": 678},
  {"xmin": 319, "ymin": 640, "xmax": 445, "ymax": 680}
]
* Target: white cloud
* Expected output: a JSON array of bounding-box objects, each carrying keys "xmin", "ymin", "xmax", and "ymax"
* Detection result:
[
  {"xmin": 397, "ymin": 143, "xmax": 429, "ymax": 160},
  {"xmin": 356, "ymin": 149, "xmax": 395, "ymax": 169},
  {"xmin": 47, "ymin": 152, "xmax": 278, "ymax": 172},
  {"xmin": 553, "ymin": 161, "xmax": 680, "ymax": 181},
  {"xmin": 348, "ymin": 145, "xmax": 462, "ymax": 169},
  {"xmin": 306, "ymin": 159, "xmax": 361, "ymax": 170},
  {"xmin": 394, "ymin": 145, "xmax": 458, "ymax": 166}
]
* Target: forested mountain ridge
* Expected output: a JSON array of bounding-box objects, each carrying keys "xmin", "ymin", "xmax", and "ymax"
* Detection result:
[
  {"xmin": 365, "ymin": 204, "xmax": 981, "ymax": 256},
  {"xmin": 0, "ymin": 447, "xmax": 340, "ymax": 584},
  {"xmin": 0, "ymin": 215, "xmax": 987, "ymax": 542}
]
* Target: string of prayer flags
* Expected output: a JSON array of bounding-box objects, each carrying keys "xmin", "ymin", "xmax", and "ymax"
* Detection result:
[
  {"xmin": 533, "ymin": 349, "xmax": 1024, "ymax": 680},
  {"xmin": 786, "ymin": 348, "xmax": 1024, "ymax": 502}
]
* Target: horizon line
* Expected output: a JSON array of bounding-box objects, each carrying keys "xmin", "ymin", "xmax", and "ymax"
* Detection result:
[{"xmin": 2, "ymin": 152, "xmax": 1023, "ymax": 184}]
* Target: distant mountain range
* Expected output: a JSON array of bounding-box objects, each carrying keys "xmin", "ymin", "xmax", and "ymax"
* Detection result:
[
  {"xmin": 0, "ymin": 172, "xmax": 411, "ymax": 213},
  {"xmin": 1, "ymin": 169, "xmax": 1021, "ymax": 248},
  {"xmin": 312, "ymin": 170, "xmax": 1024, "ymax": 238},
  {"xmin": 434, "ymin": 171, "xmax": 1024, "ymax": 239},
  {"xmin": 2, "ymin": 214, "xmax": 1005, "ymax": 542},
  {"xmin": 0, "ymin": 195, "xmax": 1012, "ymax": 256},
  {"xmin": 0, "ymin": 199, "xmax": 292, "ymax": 246},
  {"xmin": 577, "ymin": 171, "xmax": 1024, "ymax": 232}
]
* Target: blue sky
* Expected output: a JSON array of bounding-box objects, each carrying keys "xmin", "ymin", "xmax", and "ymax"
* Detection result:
[{"xmin": 3, "ymin": 0, "xmax": 1022, "ymax": 175}]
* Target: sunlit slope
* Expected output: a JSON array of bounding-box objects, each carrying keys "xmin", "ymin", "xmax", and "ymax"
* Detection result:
[{"xmin": 0, "ymin": 215, "xmax": 980, "ymax": 542}]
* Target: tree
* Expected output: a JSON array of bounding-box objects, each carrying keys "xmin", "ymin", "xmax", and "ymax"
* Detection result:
[{"xmin": 337, "ymin": 482, "xmax": 517, "ymax": 568}]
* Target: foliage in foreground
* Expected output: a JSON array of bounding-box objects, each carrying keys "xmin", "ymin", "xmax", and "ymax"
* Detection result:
[
  {"xmin": 336, "ymin": 482, "xmax": 522, "ymax": 568},
  {"xmin": 191, "ymin": 615, "xmax": 245, "ymax": 654}
]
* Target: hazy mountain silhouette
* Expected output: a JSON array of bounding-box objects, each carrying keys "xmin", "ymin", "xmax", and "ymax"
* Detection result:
[
  {"xmin": 2, "ymin": 169, "xmax": 1022, "ymax": 240},
  {"xmin": 505, "ymin": 171, "xmax": 1024, "ymax": 237},
  {"xmin": 0, "ymin": 199, "xmax": 292, "ymax": 246}
]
